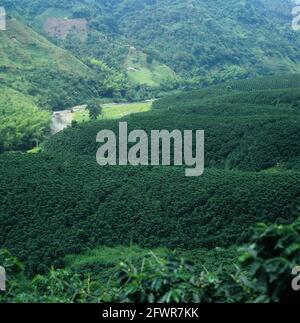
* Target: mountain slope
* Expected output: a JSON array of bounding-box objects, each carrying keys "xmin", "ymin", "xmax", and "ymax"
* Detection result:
[
  {"xmin": 113, "ymin": 0, "xmax": 300, "ymax": 81},
  {"xmin": 0, "ymin": 16, "xmax": 106, "ymax": 150},
  {"xmin": 0, "ymin": 16, "xmax": 104, "ymax": 110},
  {"xmin": 6, "ymin": 0, "xmax": 300, "ymax": 86},
  {"xmin": 0, "ymin": 17, "xmax": 90, "ymax": 75}
]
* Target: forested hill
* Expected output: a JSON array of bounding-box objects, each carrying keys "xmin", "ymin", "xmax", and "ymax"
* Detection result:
[{"xmin": 4, "ymin": 0, "xmax": 300, "ymax": 85}]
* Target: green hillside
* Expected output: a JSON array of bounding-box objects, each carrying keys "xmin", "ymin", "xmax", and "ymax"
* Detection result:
[
  {"xmin": 0, "ymin": 15, "xmax": 148, "ymax": 112},
  {"xmin": 0, "ymin": 16, "xmax": 102, "ymax": 151},
  {"xmin": 29, "ymin": 6, "xmax": 177, "ymax": 87},
  {"xmin": 0, "ymin": 87, "xmax": 50, "ymax": 152},
  {"xmin": 7, "ymin": 0, "xmax": 300, "ymax": 86},
  {"xmin": 0, "ymin": 17, "xmax": 99, "ymax": 109},
  {"xmin": 0, "ymin": 17, "xmax": 90, "ymax": 75},
  {"xmin": 113, "ymin": 0, "xmax": 300, "ymax": 81},
  {"xmin": 0, "ymin": 15, "xmax": 148, "ymax": 151}
]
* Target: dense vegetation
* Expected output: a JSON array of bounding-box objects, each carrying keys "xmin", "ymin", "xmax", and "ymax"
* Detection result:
[
  {"xmin": 1, "ymin": 152, "xmax": 300, "ymax": 276},
  {"xmin": 0, "ymin": 74, "xmax": 300, "ymax": 303},
  {"xmin": 1, "ymin": 218, "xmax": 300, "ymax": 303},
  {"xmin": 0, "ymin": 76, "xmax": 300, "ymax": 280},
  {"xmin": 44, "ymin": 76, "xmax": 300, "ymax": 172},
  {"xmin": 0, "ymin": 88, "xmax": 50, "ymax": 151}
]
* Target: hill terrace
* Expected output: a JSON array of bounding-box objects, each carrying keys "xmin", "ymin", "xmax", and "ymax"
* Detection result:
[{"xmin": 43, "ymin": 17, "xmax": 87, "ymax": 40}]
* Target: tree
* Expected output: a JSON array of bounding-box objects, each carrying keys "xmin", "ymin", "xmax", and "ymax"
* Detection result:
[
  {"xmin": 146, "ymin": 55, "xmax": 153, "ymax": 65},
  {"xmin": 87, "ymin": 100, "xmax": 102, "ymax": 120},
  {"xmin": 238, "ymin": 218, "xmax": 300, "ymax": 303}
]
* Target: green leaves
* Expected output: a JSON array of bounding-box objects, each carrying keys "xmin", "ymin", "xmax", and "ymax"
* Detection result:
[
  {"xmin": 2, "ymin": 218, "xmax": 300, "ymax": 303},
  {"xmin": 0, "ymin": 249, "xmax": 24, "ymax": 276},
  {"xmin": 239, "ymin": 218, "xmax": 300, "ymax": 303},
  {"xmin": 111, "ymin": 254, "xmax": 236, "ymax": 303},
  {"xmin": 113, "ymin": 255, "xmax": 195, "ymax": 303}
]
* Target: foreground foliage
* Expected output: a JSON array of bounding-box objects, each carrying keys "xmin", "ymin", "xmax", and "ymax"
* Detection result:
[
  {"xmin": 239, "ymin": 219, "xmax": 300, "ymax": 303},
  {"xmin": 1, "ymin": 219, "xmax": 299, "ymax": 303}
]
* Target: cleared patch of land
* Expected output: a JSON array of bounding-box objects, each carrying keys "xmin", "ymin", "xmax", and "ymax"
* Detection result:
[
  {"xmin": 44, "ymin": 17, "xmax": 87, "ymax": 40},
  {"xmin": 124, "ymin": 48, "xmax": 176, "ymax": 87}
]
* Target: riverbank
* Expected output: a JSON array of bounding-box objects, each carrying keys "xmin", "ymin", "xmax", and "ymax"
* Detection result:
[{"xmin": 51, "ymin": 101, "xmax": 153, "ymax": 135}]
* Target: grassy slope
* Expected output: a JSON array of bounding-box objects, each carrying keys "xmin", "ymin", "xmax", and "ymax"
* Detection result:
[
  {"xmin": 0, "ymin": 16, "xmax": 100, "ymax": 111},
  {"xmin": 0, "ymin": 17, "xmax": 91, "ymax": 79},
  {"xmin": 0, "ymin": 17, "xmax": 98, "ymax": 149},
  {"xmin": 124, "ymin": 49, "xmax": 176, "ymax": 86}
]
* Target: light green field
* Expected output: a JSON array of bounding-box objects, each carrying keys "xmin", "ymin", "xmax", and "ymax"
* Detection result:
[
  {"xmin": 124, "ymin": 49, "xmax": 176, "ymax": 87},
  {"xmin": 73, "ymin": 101, "xmax": 153, "ymax": 123}
]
